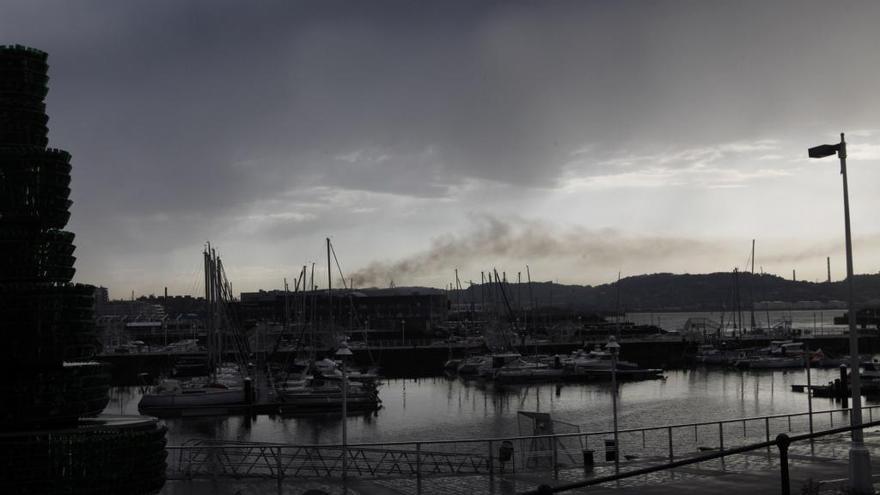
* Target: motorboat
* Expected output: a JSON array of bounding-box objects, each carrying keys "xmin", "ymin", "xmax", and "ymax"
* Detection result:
[
  {"xmin": 694, "ymin": 344, "xmax": 740, "ymax": 365},
  {"xmin": 456, "ymin": 355, "xmax": 492, "ymax": 376},
  {"xmin": 492, "ymin": 358, "xmax": 563, "ymax": 383},
  {"xmin": 455, "ymin": 353, "xmax": 522, "ymax": 377},
  {"xmin": 736, "ymin": 356, "xmax": 803, "ymax": 369},
  {"xmin": 735, "ymin": 342, "xmax": 805, "ymax": 369}
]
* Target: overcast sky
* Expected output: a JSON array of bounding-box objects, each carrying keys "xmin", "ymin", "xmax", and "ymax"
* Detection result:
[{"xmin": 5, "ymin": 1, "xmax": 880, "ymax": 297}]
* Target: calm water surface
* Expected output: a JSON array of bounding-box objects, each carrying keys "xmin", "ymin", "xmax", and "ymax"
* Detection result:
[
  {"xmin": 627, "ymin": 309, "xmax": 847, "ymax": 332},
  {"xmin": 106, "ymin": 368, "xmax": 869, "ymax": 446}
]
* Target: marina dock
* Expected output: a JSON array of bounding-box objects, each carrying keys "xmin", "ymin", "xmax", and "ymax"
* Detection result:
[{"xmin": 100, "ymin": 332, "xmax": 880, "ymax": 380}]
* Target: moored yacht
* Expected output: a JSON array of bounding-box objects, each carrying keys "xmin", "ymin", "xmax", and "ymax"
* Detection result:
[
  {"xmin": 563, "ymin": 348, "xmax": 639, "ymax": 371},
  {"xmin": 138, "ymin": 378, "xmax": 247, "ymax": 408},
  {"xmin": 278, "ymin": 376, "xmax": 380, "ymax": 414},
  {"xmin": 138, "ymin": 247, "xmax": 250, "ymax": 414}
]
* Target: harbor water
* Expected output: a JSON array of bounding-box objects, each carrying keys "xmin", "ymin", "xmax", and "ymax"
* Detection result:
[
  {"xmin": 627, "ymin": 309, "xmax": 848, "ymax": 332},
  {"xmin": 107, "ymin": 367, "xmax": 867, "ymax": 446}
]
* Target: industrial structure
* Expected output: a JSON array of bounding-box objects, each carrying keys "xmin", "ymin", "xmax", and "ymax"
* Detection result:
[{"xmin": 0, "ymin": 45, "xmax": 166, "ymax": 493}]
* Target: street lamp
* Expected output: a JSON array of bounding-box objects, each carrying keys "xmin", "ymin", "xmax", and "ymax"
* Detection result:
[
  {"xmin": 606, "ymin": 335, "xmax": 621, "ymax": 476},
  {"xmin": 808, "ymin": 133, "xmax": 872, "ymax": 494},
  {"xmin": 335, "ymin": 340, "xmax": 353, "ymax": 481}
]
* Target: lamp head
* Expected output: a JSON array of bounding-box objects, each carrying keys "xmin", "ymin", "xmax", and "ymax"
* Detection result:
[{"xmin": 808, "ymin": 143, "xmax": 840, "ymax": 159}]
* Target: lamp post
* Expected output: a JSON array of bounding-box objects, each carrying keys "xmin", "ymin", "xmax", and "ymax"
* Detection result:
[
  {"xmin": 335, "ymin": 340, "xmax": 353, "ymax": 481},
  {"xmin": 808, "ymin": 133, "xmax": 872, "ymax": 494},
  {"xmin": 606, "ymin": 336, "xmax": 621, "ymax": 476}
]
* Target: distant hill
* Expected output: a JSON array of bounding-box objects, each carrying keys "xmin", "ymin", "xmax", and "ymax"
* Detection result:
[
  {"xmin": 145, "ymin": 273, "xmax": 880, "ymax": 314},
  {"xmin": 446, "ymin": 272, "xmax": 880, "ymax": 312}
]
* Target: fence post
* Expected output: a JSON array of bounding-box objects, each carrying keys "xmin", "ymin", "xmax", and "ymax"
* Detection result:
[
  {"xmin": 776, "ymin": 434, "xmax": 791, "ymax": 495},
  {"xmin": 552, "ymin": 437, "xmax": 559, "ymax": 479},
  {"xmin": 830, "ymin": 411, "xmax": 833, "ymax": 428},
  {"xmin": 416, "ymin": 442, "xmax": 422, "ymax": 495},
  {"xmin": 276, "ymin": 447, "xmax": 283, "ymax": 495},
  {"xmin": 642, "ymin": 430, "xmax": 646, "ymax": 449},
  {"xmin": 765, "ymin": 418, "xmax": 771, "ymax": 458},
  {"xmin": 787, "ymin": 416, "xmax": 792, "ymax": 432},
  {"xmin": 667, "ymin": 427, "xmax": 674, "ymax": 461},
  {"xmin": 488, "ymin": 440, "xmax": 494, "ymax": 486},
  {"xmin": 210, "ymin": 446, "xmax": 218, "ymax": 480},
  {"xmin": 718, "ymin": 422, "xmax": 724, "ymax": 451}
]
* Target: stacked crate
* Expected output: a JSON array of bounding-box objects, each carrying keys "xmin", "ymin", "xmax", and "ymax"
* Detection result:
[{"xmin": 0, "ymin": 45, "xmax": 167, "ymax": 494}]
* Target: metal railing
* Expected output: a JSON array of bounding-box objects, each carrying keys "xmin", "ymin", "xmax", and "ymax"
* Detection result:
[
  {"xmin": 165, "ymin": 404, "xmax": 880, "ymax": 491},
  {"xmin": 522, "ymin": 417, "xmax": 880, "ymax": 494}
]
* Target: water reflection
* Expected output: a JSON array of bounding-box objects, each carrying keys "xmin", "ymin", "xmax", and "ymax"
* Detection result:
[{"xmin": 108, "ymin": 369, "xmax": 865, "ymax": 446}]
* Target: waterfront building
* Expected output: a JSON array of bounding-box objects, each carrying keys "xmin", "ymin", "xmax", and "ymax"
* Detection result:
[
  {"xmin": 240, "ymin": 288, "xmax": 449, "ymax": 337},
  {"xmin": 0, "ymin": 45, "xmax": 166, "ymax": 493}
]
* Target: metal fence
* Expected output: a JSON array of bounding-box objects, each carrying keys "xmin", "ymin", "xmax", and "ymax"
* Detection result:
[
  {"xmin": 523, "ymin": 416, "xmax": 880, "ymax": 495},
  {"xmin": 165, "ymin": 404, "xmax": 880, "ymax": 485}
]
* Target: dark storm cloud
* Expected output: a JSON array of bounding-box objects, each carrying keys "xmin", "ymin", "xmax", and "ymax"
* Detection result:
[
  {"xmin": 8, "ymin": 0, "xmax": 878, "ymax": 216},
  {"xmin": 3, "ymin": 0, "xmax": 880, "ymax": 292}
]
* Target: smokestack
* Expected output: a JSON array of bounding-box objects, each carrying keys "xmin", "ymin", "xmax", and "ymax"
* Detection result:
[
  {"xmin": 792, "ymin": 269, "xmax": 796, "ymax": 282},
  {"xmin": 827, "ymin": 257, "xmax": 831, "ymax": 283}
]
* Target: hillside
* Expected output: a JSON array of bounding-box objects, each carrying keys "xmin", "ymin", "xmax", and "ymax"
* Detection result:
[{"xmin": 448, "ymin": 272, "xmax": 880, "ymax": 312}]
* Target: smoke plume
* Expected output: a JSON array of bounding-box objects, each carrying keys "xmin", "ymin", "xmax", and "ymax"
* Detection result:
[{"xmin": 349, "ymin": 216, "xmax": 727, "ymax": 287}]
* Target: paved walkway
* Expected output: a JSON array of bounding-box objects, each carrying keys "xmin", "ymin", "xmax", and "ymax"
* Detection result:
[{"xmin": 161, "ymin": 429, "xmax": 880, "ymax": 495}]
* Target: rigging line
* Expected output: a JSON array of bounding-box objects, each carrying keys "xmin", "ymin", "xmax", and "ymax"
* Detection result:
[
  {"xmin": 328, "ymin": 241, "xmax": 379, "ymax": 365},
  {"xmin": 328, "ymin": 239, "xmax": 378, "ymax": 360},
  {"xmin": 188, "ymin": 263, "xmax": 200, "ymax": 297},
  {"xmin": 214, "ymin": 255, "xmax": 249, "ymax": 372},
  {"xmin": 328, "ymin": 240, "xmax": 349, "ymax": 290}
]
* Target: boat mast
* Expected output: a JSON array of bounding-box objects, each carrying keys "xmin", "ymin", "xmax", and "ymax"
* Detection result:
[
  {"xmin": 204, "ymin": 246, "xmax": 212, "ymax": 372},
  {"xmin": 283, "ymin": 277, "xmax": 290, "ymax": 339},
  {"xmin": 480, "ymin": 271, "xmax": 485, "ymax": 318},
  {"xmin": 213, "ymin": 247, "xmax": 223, "ymax": 364},
  {"xmin": 327, "ymin": 237, "xmax": 334, "ymax": 345},
  {"xmin": 750, "ymin": 240, "xmax": 757, "ymax": 330},
  {"xmin": 733, "ymin": 268, "xmax": 742, "ymax": 339},
  {"xmin": 309, "ymin": 262, "xmax": 316, "ymax": 360},
  {"xmin": 517, "ymin": 271, "xmax": 522, "ymax": 325},
  {"xmin": 526, "ymin": 265, "xmax": 535, "ymax": 334},
  {"xmin": 615, "ymin": 271, "xmax": 622, "ymax": 340}
]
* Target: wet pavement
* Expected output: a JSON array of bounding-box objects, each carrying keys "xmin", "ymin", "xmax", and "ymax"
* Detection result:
[{"xmin": 161, "ymin": 427, "xmax": 880, "ymax": 494}]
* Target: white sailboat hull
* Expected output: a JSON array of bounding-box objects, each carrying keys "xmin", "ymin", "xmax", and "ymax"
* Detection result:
[{"xmin": 139, "ymin": 387, "xmax": 246, "ymax": 408}]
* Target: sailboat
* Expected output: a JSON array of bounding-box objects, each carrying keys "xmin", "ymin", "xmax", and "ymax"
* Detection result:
[
  {"xmin": 139, "ymin": 245, "xmax": 250, "ymax": 412},
  {"xmin": 275, "ymin": 238, "xmax": 380, "ymax": 414}
]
